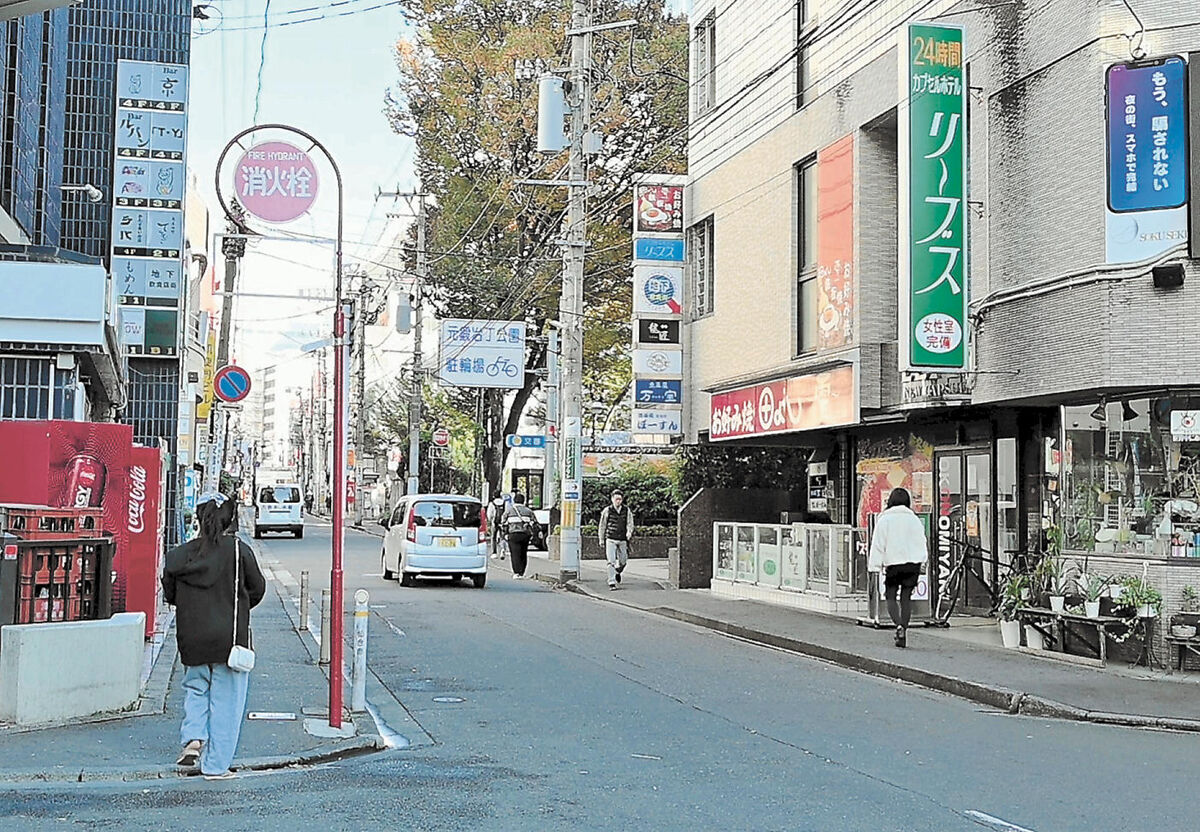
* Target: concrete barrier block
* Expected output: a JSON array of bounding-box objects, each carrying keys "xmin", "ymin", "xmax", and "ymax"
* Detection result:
[{"xmin": 0, "ymin": 612, "xmax": 145, "ymax": 726}]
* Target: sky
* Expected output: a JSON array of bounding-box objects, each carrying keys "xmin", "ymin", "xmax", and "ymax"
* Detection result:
[{"xmin": 188, "ymin": 0, "xmax": 417, "ymax": 386}]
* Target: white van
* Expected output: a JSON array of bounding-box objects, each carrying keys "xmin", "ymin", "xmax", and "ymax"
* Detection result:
[
  {"xmin": 253, "ymin": 471, "xmax": 304, "ymax": 539},
  {"xmin": 380, "ymin": 494, "xmax": 487, "ymax": 588}
]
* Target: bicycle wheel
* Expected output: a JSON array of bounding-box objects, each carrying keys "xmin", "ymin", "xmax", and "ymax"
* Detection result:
[{"xmin": 934, "ymin": 565, "xmax": 964, "ymax": 623}]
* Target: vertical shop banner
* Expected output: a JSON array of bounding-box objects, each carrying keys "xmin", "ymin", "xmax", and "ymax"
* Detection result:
[
  {"xmin": 631, "ymin": 175, "xmax": 686, "ymax": 435},
  {"xmin": 113, "ymin": 59, "xmax": 188, "ymax": 358},
  {"xmin": 899, "ymin": 23, "xmax": 968, "ymax": 372},
  {"xmin": 1105, "ymin": 56, "xmax": 1189, "ymax": 264},
  {"xmin": 817, "ymin": 136, "xmax": 855, "ymax": 351}
]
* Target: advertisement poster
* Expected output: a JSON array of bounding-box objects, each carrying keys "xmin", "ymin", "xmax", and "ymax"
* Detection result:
[
  {"xmin": 710, "ymin": 365, "xmax": 858, "ymax": 441},
  {"xmin": 633, "ymin": 265, "xmax": 684, "ymax": 316},
  {"xmin": 899, "ymin": 23, "xmax": 968, "ymax": 372},
  {"xmin": 817, "ymin": 135, "xmax": 855, "ymax": 351},
  {"xmin": 0, "ymin": 420, "xmax": 133, "ymax": 608},
  {"xmin": 634, "ymin": 184, "xmax": 684, "ymax": 234},
  {"xmin": 1105, "ymin": 56, "xmax": 1189, "ymax": 264}
]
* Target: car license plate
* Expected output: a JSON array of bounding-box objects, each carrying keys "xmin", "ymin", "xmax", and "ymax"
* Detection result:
[{"xmin": 437, "ymin": 537, "xmax": 458, "ymax": 548}]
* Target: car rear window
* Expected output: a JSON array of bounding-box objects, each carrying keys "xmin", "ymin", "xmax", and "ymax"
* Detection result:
[
  {"xmin": 412, "ymin": 501, "xmax": 481, "ymax": 528},
  {"xmin": 261, "ymin": 487, "xmax": 300, "ymax": 503}
]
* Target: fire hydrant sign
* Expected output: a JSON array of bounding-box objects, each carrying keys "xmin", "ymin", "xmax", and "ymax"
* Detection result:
[
  {"xmin": 899, "ymin": 22, "xmax": 968, "ymax": 373},
  {"xmin": 235, "ymin": 141, "xmax": 319, "ymax": 223}
]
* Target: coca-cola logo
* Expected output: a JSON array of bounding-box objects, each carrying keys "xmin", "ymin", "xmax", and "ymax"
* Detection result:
[{"xmin": 128, "ymin": 465, "xmax": 147, "ymax": 534}]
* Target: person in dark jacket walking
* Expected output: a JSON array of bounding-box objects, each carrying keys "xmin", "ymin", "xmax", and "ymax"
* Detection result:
[
  {"xmin": 502, "ymin": 492, "xmax": 538, "ymax": 579},
  {"xmin": 598, "ymin": 491, "xmax": 634, "ymax": 590},
  {"xmin": 162, "ymin": 491, "xmax": 266, "ymax": 778}
]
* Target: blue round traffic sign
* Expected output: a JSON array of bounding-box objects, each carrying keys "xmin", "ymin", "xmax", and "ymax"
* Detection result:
[{"xmin": 213, "ymin": 364, "xmax": 252, "ymax": 403}]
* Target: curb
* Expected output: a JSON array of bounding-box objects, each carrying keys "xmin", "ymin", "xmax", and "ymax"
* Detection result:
[
  {"xmin": 0, "ymin": 735, "xmax": 385, "ymax": 784},
  {"xmin": 549, "ymin": 577, "xmax": 1200, "ymax": 734}
]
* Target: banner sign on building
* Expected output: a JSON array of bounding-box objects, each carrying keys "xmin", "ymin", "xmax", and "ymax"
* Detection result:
[
  {"xmin": 631, "ymin": 174, "xmax": 686, "ymax": 436},
  {"xmin": 113, "ymin": 59, "xmax": 188, "ymax": 358},
  {"xmin": 437, "ymin": 319, "xmax": 526, "ymax": 390},
  {"xmin": 817, "ymin": 135, "xmax": 855, "ymax": 351},
  {"xmin": 899, "ymin": 23, "xmax": 968, "ymax": 373},
  {"xmin": 709, "ymin": 365, "xmax": 858, "ymax": 441},
  {"xmin": 1105, "ymin": 56, "xmax": 1190, "ymax": 264}
]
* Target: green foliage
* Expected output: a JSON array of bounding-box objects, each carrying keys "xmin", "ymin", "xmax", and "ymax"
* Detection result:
[
  {"xmin": 580, "ymin": 523, "xmax": 676, "ymax": 538},
  {"xmin": 674, "ymin": 444, "xmax": 809, "ymax": 503},
  {"xmin": 1121, "ymin": 575, "xmax": 1163, "ymax": 614},
  {"xmin": 385, "ymin": 0, "xmax": 688, "ymax": 495},
  {"xmin": 1081, "ymin": 572, "xmax": 1109, "ymax": 602},
  {"xmin": 1182, "ymin": 584, "xmax": 1200, "ymax": 612},
  {"xmin": 998, "ymin": 574, "xmax": 1027, "ymax": 621},
  {"xmin": 583, "ymin": 462, "xmax": 680, "ymax": 526}
]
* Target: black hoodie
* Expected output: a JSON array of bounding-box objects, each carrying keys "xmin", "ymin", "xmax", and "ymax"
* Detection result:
[{"xmin": 162, "ymin": 535, "xmax": 266, "ymax": 667}]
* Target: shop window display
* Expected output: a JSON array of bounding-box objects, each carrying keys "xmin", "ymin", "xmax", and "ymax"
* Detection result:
[
  {"xmin": 856, "ymin": 433, "xmax": 935, "ymax": 526},
  {"xmin": 1061, "ymin": 398, "xmax": 1200, "ymax": 558}
]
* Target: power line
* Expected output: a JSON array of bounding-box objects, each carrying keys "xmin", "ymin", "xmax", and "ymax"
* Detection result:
[{"xmin": 252, "ymin": 0, "xmax": 272, "ymax": 123}]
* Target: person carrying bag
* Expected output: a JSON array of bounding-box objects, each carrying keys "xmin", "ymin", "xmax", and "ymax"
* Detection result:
[{"xmin": 162, "ymin": 491, "xmax": 266, "ymax": 779}]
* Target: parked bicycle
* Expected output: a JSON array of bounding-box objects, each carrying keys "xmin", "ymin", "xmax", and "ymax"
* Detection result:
[{"xmin": 929, "ymin": 542, "xmax": 1040, "ymax": 626}]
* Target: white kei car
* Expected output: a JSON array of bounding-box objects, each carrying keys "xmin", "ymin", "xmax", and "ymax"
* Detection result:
[{"xmin": 380, "ymin": 494, "xmax": 489, "ymax": 588}]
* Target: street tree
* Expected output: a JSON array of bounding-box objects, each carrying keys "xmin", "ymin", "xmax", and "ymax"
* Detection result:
[{"xmin": 386, "ymin": 0, "xmax": 686, "ymax": 496}]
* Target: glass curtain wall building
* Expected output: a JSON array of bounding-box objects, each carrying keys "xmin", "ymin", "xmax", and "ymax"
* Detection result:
[
  {"xmin": 62, "ymin": 0, "xmax": 192, "ymax": 544},
  {"xmin": 0, "ymin": 8, "xmax": 68, "ymax": 245}
]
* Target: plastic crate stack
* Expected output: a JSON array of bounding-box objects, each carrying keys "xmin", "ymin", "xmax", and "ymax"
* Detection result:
[{"xmin": 1, "ymin": 505, "xmax": 114, "ymax": 626}]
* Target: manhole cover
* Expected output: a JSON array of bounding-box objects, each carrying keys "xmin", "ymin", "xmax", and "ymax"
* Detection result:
[{"xmin": 432, "ymin": 696, "xmax": 465, "ymax": 704}]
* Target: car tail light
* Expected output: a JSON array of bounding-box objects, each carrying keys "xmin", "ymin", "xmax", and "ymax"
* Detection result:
[
  {"xmin": 406, "ymin": 508, "xmax": 417, "ymax": 543},
  {"xmin": 479, "ymin": 507, "xmax": 488, "ymax": 542}
]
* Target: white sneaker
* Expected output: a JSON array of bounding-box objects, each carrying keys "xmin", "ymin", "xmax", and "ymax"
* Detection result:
[
  {"xmin": 490, "ymin": 553, "xmax": 499, "ymax": 560},
  {"xmin": 512, "ymin": 573, "xmax": 523, "ymax": 580}
]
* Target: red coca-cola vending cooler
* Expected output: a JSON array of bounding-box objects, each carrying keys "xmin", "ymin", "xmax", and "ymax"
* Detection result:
[
  {"xmin": 0, "ymin": 421, "xmax": 136, "ymax": 621},
  {"xmin": 126, "ymin": 446, "xmax": 165, "ymax": 637}
]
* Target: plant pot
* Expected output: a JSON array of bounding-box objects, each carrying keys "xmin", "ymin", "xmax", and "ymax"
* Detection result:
[
  {"xmin": 999, "ymin": 619, "xmax": 1021, "ymax": 648},
  {"xmin": 1110, "ymin": 585, "xmax": 1125, "ymax": 601},
  {"xmin": 1171, "ymin": 624, "xmax": 1197, "ymax": 639},
  {"xmin": 1138, "ymin": 604, "xmax": 1157, "ymax": 619},
  {"xmin": 1024, "ymin": 624, "xmax": 1046, "ymax": 650},
  {"xmin": 1085, "ymin": 600, "xmax": 1101, "ymax": 618},
  {"xmin": 1050, "ymin": 595, "xmax": 1066, "ymax": 614}
]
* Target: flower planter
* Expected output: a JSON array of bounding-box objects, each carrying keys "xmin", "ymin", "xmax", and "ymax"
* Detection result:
[
  {"xmin": 1138, "ymin": 604, "xmax": 1157, "ymax": 619},
  {"xmin": 999, "ymin": 619, "xmax": 1021, "ymax": 648},
  {"xmin": 1024, "ymin": 624, "xmax": 1046, "ymax": 650},
  {"xmin": 1084, "ymin": 600, "xmax": 1101, "ymax": 619},
  {"xmin": 1171, "ymin": 624, "xmax": 1197, "ymax": 639},
  {"xmin": 1049, "ymin": 595, "xmax": 1066, "ymax": 614}
]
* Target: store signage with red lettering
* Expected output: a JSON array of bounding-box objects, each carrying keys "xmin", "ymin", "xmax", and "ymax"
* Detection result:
[{"xmin": 709, "ymin": 366, "xmax": 858, "ymax": 441}]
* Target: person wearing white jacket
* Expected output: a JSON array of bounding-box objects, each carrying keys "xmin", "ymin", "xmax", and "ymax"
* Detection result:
[{"xmin": 868, "ymin": 488, "xmax": 929, "ymax": 648}]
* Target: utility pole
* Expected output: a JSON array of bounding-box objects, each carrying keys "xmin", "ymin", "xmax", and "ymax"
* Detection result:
[
  {"xmin": 545, "ymin": 329, "xmax": 559, "ymax": 511},
  {"xmin": 352, "ymin": 275, "xmax": 369, "ymax": 525},
  {"xmin": 206, "ymin": 205, "xmax": 247, "ymax": 493},
  {"xmin": 375, "ymin": 188, "xmax": 428, "ymax": 497},
  {"xmin": 557, "ymin": 0, "xmax": 592, "ymax": 581}
]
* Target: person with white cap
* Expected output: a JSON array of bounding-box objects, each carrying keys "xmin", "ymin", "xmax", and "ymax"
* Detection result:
[{"xmin": 161, "ymin": 490, "xmax": 265, "ymax": 778}]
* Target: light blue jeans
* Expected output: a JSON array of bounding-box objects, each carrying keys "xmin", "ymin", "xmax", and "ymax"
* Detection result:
[
  {"xmin": 605, "ymin": 540, "xmax": 628, "ymax": 586},
  {"xmin": 180, "ymin": 663, "xmax": 251, "ymax": 775}
]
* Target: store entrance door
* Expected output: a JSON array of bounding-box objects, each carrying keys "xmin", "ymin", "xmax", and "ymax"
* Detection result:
[{"xmin": 934, "ymin": 449, "xmax": 995, "ymax": 615}]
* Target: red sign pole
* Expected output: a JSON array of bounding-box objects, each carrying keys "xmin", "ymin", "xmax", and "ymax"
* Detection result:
[{"xmin": 214, "ymin": 123, "xmax": 347, "ymax": 731}]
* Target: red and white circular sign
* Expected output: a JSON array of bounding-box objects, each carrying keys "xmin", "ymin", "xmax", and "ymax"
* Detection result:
[
  {"xmin": 432, "ymin": 428, "xmax": 450, "ymax": 447},
  {"xmin": 234, "ymin": 140, "xmax": 319, "ymax": 224}
]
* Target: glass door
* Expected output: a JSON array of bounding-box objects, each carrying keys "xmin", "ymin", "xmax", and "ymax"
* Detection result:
[{"xmin": 934, "ymin": 449, "xmax": 995, "ymax": 615}]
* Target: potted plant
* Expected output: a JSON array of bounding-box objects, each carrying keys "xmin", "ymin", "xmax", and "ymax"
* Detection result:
[
  {"xmin": 1171, "ymin": 586, "xmax": 1200, "ymax": 636},
  {"xmin": 1081, "ymin": 573, "xmax": 1107, "ymax": 619},
  {"xmin": 1029, "ymin": 556, "xmax": 1056, "ymax": 608},
  {"xmin": 1048, "ymin": 558, "xmax": 1075, "ymax": 614},
  {"xmin": 997, "ymin": 574, "xmax": 1025, "ymax": 648},
  {"xmin": 1122, "ymin": 576, "xmax": 1162, "ymax": 619},
  {"xmin": 1024, "ymin": 621, "xmax": 1047, "ymax": 650}
]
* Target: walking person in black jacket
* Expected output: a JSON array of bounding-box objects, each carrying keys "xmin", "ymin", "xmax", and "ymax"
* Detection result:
[{"xmin": 162, "ymin": 491, "xmax": 266, "ymax": 778}]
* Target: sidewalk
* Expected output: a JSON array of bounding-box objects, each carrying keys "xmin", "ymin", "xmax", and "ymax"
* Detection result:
[
  {"xmin": 0, "ymin": 534, "xmax": 383, "ymax": 784},
  {"xmin": 510, "ymin": 551, "xmax": 1200, "ymax": 733}
]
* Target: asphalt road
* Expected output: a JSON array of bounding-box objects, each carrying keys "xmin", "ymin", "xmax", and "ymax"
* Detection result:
[{"xmin": 2, "ymin": 519, "xmax": 1195, "ymax": 831}]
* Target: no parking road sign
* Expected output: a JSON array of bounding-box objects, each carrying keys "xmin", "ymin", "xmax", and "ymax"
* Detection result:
[{"xmin": 213, "ymin": 364, "xmax": 252, "ymax": 403}]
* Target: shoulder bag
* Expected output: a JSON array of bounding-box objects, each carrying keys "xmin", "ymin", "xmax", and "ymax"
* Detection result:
[{"xmin": 227, "ymin": 539, "xmax": 256, "ymax": 673}]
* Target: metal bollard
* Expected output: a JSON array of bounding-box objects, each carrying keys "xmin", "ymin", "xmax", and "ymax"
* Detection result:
[
  {"xmin": 319, "ymin": 587, "xmax": 332, "ymax": 665},
  {"xmin": 299, "ymin": 571, "xmax": 310, "ymax": 631},
  {"xmin": 351, "ymin": 589, "xmax": 369, "ymax": 712}
]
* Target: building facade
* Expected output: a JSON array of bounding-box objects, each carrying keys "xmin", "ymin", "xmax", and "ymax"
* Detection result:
[
  {"xmin": 684, "ymin": 0, "xmax": 1200, "ymax": 618},
  {"xmin": 0, "ymin": 7, "xmax": 69, "ymax": 245}
]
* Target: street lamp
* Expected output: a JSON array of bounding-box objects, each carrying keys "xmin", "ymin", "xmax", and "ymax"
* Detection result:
[{"xmin": 60, "ymin": 183, "xmax": 103, "ymax": 203}]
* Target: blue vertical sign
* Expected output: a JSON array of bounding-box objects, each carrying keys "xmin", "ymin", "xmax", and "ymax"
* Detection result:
[{"xmin": 1107, "ymin": 57, "xmax": 1188, "ymax": 212}]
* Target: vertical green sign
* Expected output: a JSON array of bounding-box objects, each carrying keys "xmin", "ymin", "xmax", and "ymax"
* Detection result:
[{"xmin": 901, "ymin": 23, "xmax": 967, "ymax": 371}]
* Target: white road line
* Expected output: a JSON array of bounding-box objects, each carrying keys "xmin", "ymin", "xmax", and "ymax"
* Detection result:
[{"xmin": 965, "ymin": 810, "xmax": 1038, "ymax": 832}]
